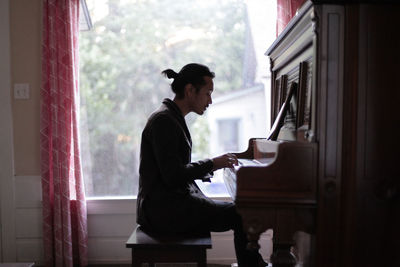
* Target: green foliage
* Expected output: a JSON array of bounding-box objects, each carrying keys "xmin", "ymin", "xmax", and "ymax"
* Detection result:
[
  {"xmin": 186, "ymin": 113, "xmax": 210, "ymax": 161},
  {"xmin": 79, "ymin": 0, "xmax": 246, "ymax": 196}
]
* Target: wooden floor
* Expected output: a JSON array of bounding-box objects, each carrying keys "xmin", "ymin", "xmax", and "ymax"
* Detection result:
[
  {"xmin": 88, "ymin": 264, "xmax": 230, "ymax": 267},
  {"xmin": 88, "ymin": 263, "xmax": 231, "ymax": 267},
  {"xmin": 35, "ymin": 263, "xmax": 231, "ymax": 267}
]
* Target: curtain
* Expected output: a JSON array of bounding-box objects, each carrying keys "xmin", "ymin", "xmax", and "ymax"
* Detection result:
[
  {"xmin": 276, "ymin": 0, "xmax": 307, "ymax": 36},
  {"xmin": 41, "ymin": 0, "xmax": 88, "ymax": 266}
]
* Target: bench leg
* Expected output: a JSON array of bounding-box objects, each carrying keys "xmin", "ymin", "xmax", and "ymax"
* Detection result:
[
  {"xmin": 131, "ymin": 258, "xmax": 141, "ymax": 267},
  {"xmin": 198, "ymin": 259, "xmax": 207, "ymax": 267},
  {"xmin": 198, "ymin": 249, "xmax": 207, "ymax": 267},
  {"xmin": 131, "ymin": 249, "xmax": 141, "ymax": 267}
]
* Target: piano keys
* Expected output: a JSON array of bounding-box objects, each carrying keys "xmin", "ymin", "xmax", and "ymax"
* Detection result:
[
  {"xmin": 224, "ymin": 139, "xmax": 317, "ymax": 203},
  {"xmin": 223, "ymin": 145, "xmax": 276, "ymax": 199}
]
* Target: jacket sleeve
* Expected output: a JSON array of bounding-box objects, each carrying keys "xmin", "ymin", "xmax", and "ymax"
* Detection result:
[{"xmin": 149, "ymin": 115, "xmax": 213, "ymax": 188}]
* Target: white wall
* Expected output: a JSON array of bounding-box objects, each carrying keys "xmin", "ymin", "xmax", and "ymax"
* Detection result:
[
  {"xmin": 14, "ymin": 176, "xmax": 43, "ymax": 263},
  {"xmin": 0, "ymin": 0, "xmax": 17, "ymax": 262}
]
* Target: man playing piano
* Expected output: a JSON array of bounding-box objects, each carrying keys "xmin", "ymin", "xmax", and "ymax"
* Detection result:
[{"xmin": 136, "ymin": 63, "xmax": 267, "ymax": 267}]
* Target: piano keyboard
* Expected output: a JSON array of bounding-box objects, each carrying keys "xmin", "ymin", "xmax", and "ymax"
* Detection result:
[{"xmin": 223, "ymin": 157, "xmax": 275, "ymax": 199}]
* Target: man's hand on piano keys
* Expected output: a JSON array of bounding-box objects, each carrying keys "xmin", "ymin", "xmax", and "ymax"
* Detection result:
[{"xmin": 211, "ymin": 153, "xmax": 238, "ymax": 171}]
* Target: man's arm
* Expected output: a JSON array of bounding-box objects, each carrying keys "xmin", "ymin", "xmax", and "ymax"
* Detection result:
[{"xmin": 150, "ymin": 115, "xmax": 214, "ymax": 188}]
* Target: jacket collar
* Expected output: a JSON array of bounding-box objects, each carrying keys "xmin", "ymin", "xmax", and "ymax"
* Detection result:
[
  {"xmin": 162, "ymin": 98, "xmax": 183, "ymax": 119},
  {"xmin": 162, "ymin": 98, "xmax": 192, "ymax": 146}
]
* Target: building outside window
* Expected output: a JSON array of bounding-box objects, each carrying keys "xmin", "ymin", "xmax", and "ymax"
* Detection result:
[{"xmin": 218, "ymin": 118, "xmax": 240, "ymax": 153}]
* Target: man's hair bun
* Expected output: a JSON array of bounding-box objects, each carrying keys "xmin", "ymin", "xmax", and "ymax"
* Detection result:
[
  {"xmin": 161, "ymin": 63, "xmax": 214, "ymax": 99},
  {"xmin": 161, "ymin": 69, "xmax": 178, "ymax": 79}
]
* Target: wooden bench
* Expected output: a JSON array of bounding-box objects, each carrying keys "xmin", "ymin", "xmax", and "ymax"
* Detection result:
[{"xmin": 126, "ymin": 225, "xmax": 212, "ymax": 267}]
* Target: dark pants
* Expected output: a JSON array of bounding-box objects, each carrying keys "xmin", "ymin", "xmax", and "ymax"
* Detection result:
[
  {"xmin": 142, "ymin": 196, "xmax": 265, "ymax": 267},
  {"xmin": 196, "ymin": 200, "xmax": 264, "ymax": 267},
  {"xmin": 179, "ymin": 200, "xmax": 266, "ymax": 267}
]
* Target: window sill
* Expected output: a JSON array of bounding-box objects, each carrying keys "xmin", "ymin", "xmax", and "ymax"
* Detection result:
[{"xmin": 86, "ymin": 195, "xmax": 233, "ymax": 215}]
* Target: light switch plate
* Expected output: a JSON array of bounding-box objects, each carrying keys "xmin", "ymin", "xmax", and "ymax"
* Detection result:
[{"xmin": 14, "ymin": 83, "xmax": 30, "ymax": 99}]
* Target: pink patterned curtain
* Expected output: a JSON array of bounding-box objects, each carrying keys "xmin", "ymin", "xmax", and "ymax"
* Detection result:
[
  {"xmin": 276, "ymin": 0, "xmax": 306, "ymax": 36},
  {"xmin": 41, "ymin": 0, "xmax": 88, "ymax": 266}
]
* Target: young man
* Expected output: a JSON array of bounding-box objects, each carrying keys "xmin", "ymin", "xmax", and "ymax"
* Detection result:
[{"xmin": 136, "ymin": 63, "xmax": 266, "ymax": 267}]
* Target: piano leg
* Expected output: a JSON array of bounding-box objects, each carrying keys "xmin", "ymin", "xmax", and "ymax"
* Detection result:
[
  {"xmin": 270, "ymin": 243, "xmax": 297, "ymax": 267},
  {"xmin": 292, "ymin": 231, "xmax": 314, "ymax": 267}
]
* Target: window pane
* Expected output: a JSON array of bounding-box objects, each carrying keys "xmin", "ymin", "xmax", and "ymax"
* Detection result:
[
  {"xmin": 79, "ymin": 0, "xmax": 276, "ymax": 198},
  {"xmin": 218, "ymin": 119, "xmax": 240, "ymax": 152}
]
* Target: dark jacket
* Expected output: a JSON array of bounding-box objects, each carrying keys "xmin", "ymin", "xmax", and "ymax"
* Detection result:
[{"xmin": 136, "ymin": 98, "xmax": 214, "ymax": 233}]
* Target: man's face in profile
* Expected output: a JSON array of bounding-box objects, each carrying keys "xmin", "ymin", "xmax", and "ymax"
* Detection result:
[{"xmin": 190, "ymin": 76, "xmax": 214, "ymax": 115}]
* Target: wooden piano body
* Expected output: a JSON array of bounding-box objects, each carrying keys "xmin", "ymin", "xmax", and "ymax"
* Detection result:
[
  {"xmin": 225, "ymin": 139, "xmax": 318, "ymax": 266},
  {"xmin": 225, "ymin": 1, "xmax": 400, "ymax": 266}
]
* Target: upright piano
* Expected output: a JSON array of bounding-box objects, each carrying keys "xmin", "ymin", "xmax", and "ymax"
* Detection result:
[
  {"xmin": 223, "ymin": 2, "xmax": 318, "ymax": 266},
  {"xmin": 223, "ymin": 1, "xmax": 400, "ymax": 266}
]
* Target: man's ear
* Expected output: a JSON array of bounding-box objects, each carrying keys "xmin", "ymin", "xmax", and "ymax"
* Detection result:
[{"xmin": 184, "ymin": 83, "xmax": 195, "ymax": 98}]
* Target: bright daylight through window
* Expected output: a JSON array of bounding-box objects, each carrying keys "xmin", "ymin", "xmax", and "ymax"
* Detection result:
[{"xmin": 79, "ymin": 0, "xmax": 276, "ymax": 198}]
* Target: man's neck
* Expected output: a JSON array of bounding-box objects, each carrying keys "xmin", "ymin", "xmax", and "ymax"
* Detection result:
[{"xmin": 173, "ymin": 97, "xmax": 190, "ymax": 117}]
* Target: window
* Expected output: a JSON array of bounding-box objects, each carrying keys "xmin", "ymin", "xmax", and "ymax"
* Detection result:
[
  {"xmin": 79, "ymin": 0, "xmax": 276, "ymax": 198},
  {"xmin": 218, "ymin": 119, "xmax": 240, "ymax": 152}
]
